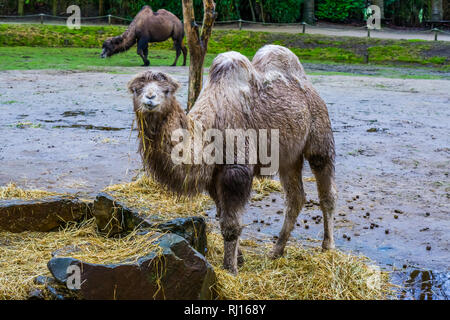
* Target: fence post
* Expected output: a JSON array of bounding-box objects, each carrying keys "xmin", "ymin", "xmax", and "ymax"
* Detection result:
[
  {"xmin": 108, "ymin": 14, "xmax": 111, "ymax": 25},
  {"xmin": 40, "ymin": 13, "xmax": 44, "ymax": 25},
  {"xmin": 301, "ymin": 22, "xmax": 306, "ymax": 34},
  {"xmin": 432, "ymin": 28, "xmax": 438, "ymax": 41},
  {"xmin": 367, "ymin": 27, "xmax": 371, "ymax": 38},
  {"xmin": 238, "ymin": 19, "xmax": 242, "ymax": 30}
]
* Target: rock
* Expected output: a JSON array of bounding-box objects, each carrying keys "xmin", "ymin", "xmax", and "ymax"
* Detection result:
[
  {"xmin": 0, "ymin": 197, "xmax": 89, "ymax": 232},
  {"xmin": 147, "ymin": 217, "xmax": 207, "ymax": 255},
  {"xmin": 47, "ymin": 233, "xmax": 216, "ymax": 300},
  {"xmin": 33, "ymin": 275, "xmax": 73, "ymax": 300},
  {"xmin": 92, "ymin": 193, "xmax": 147, "ymax": 237},
  {"xmin": 52, "ymin": 245, "xmax": 83, "ymax": 258},
  {"xmin": 28, "ymin": 289, "xmax": 45, "ymax": 300}
]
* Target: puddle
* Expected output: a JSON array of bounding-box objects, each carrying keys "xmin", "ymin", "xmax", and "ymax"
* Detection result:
[
  {"xmin": 52, "ymin": 124, "xmax": 125, "ymax": 131},
  {"xmin": 392, "ymin": 269, "xmax": 450, "ymax": 300},
  {"xmin": 61, "ymin": 110, "xmax": 97, "ymax": 117}
]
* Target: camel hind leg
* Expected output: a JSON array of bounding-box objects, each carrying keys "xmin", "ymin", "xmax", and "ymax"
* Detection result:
[
  {"xmin": 172, "ymin": 39, "xmax": 186, "ymax": 67},
  {"xmin": 270, "ymin": 158, "xmax": 306, "ymax": 259},
  {"xmin": 307, "ymin": 153, "xmax": 337, "ymax": 251},
  {"xmin": 137, "ymin": 37, "xmax": 150, "ymax": 66}
]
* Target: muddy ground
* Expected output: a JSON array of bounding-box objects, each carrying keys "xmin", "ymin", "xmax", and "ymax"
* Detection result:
[{"xmin": 0, "ymin": 66, "xmax": 448, "ymax": 299}]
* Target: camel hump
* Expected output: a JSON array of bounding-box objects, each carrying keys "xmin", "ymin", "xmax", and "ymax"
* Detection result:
[
  {"xmin": 252, "ymin": 45, "xmax": 307, "ymax": 85},
  {"xmin": 138, "ymin": 5, "xmax": 153, "ymax": 14},
  {"xmin": 208, "ymin": 51, "xmax": 257, "ymax": 87}
]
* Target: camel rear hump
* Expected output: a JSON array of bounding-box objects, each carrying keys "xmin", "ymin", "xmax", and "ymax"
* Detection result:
[{"xmin": 253, "ymin": 45, "xmax": 307, "ymax": 87}]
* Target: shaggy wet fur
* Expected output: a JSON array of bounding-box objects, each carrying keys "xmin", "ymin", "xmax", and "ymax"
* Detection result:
[
  {"xmin": 101, "ymin": 6, "xmax": 187, "ymax": 66},
  {"xmin": 128, "ymin": 45, "xmax": 337, "ymax": 274}
]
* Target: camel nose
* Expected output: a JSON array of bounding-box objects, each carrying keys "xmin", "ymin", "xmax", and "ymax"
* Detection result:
[{"xmin": 146, "ymin": 95, "xmax": 156, "ymax": 100}]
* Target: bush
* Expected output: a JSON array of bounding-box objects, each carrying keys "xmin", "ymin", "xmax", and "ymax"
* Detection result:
[
  {"xmin": 264, "ymin": 0, "xmax": 303, "ymax": 23},
  {"xmin": 316, "ymin": 0, "xmax": 365, "ymax": 22}
]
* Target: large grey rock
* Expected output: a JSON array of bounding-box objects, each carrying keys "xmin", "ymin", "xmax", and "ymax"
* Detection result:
[
  {"xmin": 147, "ymin": 217, "xmax": 208, "ymax": 256},
  {"xmin": 0, "ymin": 197, "xmax": 89, "ymax": 232},
  {"xmin": 47, "ymin": 233, "xmax": 216, "ymax": 300},
  {"xmin": 92, "ymin": 193, "xmax": 146, "ymax": 237}
]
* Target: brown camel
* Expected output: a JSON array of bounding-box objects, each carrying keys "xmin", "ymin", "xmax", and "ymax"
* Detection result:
[
  {"xmin": 100, "ymin": 6, "xmax": 187, "ymax": 66},
  {"xmin": 127, "ymin": 45, "xmax": 337, "ymax": 275}
]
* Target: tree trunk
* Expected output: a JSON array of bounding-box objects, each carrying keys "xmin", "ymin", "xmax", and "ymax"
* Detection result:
[
  {"xmin": 303, "ymin": 0, "xmax": 315, "ymax": 24},
  {"xmin": 99, "ymin": 0, "xmax": 104, "ymax": 16},
  {"xmin": 52, "ymin": 0, "xmax": 58, "ymax": 16},
  {"xmin": 259, "ymin": 0, "xmax": 265, "ymax": 23},
  {"xmin": 182, "ymin": 0, "xmax": 217, "ymax": 111},
  {"xmin": 249, "ymin": 0, "xmax": 256, "ymax": 22},
  {"xmin": 372, "ymin": 0, "xmax": 384, "ymax": 19},
  {"xmin": 18, "ymin": 0, "xmax": 24, "ymax": 16},
  {"xmin": 431, "ymin": 0, "xmax": 443, "ymax": 21}
]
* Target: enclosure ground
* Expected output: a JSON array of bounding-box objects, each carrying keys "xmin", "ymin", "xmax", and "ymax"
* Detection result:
[{"xmin": 0, "ymin": 67, "xmax": 448, "ymax": 299}]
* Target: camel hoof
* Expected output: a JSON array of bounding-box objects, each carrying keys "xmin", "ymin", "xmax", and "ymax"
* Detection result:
[
  {"xmin": 268, "ymin": 249, "xmax": 283, "ymax": 260},
  {"xmin": 223, "ymin": 264, "xmax": 238, "ymax": 275},
  {"xmin": 237, "ymin": 252, "xmax": 245, "ymax": 267}
]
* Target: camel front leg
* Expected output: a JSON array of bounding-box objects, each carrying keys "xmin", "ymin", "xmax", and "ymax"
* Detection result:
[{"xmin": 216, "ymin": 164, "xmax": 253, "ymax": 274}]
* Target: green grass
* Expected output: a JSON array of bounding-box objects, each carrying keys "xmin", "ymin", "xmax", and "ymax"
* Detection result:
[
  {"xmin": 0, "ymin": 24, "xmax": 448, "ymax": 70},
  {"xmin": 0, "ymin": 46, "xmax": 217, "ymax": 70}
]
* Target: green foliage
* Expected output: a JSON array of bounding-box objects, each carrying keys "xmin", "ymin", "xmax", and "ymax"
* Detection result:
[
  {"xmin": 316, "ymin": 0, "xmax": 366, "ymax": 22},
  {"xmin": 264, "ymin": 0, "xmax": 303, "ymax": 23}
]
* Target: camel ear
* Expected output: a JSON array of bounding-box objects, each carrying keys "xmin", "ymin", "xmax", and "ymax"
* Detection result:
[
  {"xmin": 127, "ymin": 73, "xmax": 149, "ymax": 95},
  {"xmin": 153, "ymin": 72, "xmax": 180, "ymax": 94},
  {"xmin": 165, "ymin": 78, "xmax": 180, "ymax": 94}
]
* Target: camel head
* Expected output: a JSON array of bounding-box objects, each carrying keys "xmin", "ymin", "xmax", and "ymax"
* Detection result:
[
  {"xmin": 100, "ymin": 36, "xmax": 122, "ymax": 58},
  {"xmin": 127, "ymin": 71, "xmax": 180, "ymax": 114}
]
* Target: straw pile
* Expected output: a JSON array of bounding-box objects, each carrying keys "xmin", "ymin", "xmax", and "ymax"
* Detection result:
[
  {"xmin": 104, "ymin": 175, "xmax": 283, "ymax": 217},
  {"xmin": 0, "ymin": 184, "xmax": 162, "ymax": 300},
  {"xmin": 0, "ymin": 217, "xmax": 161, "ymax": 300},
  {"xmin": 104, "ymin": 175, "xmax": 213, "ymax": 219},
  {"xmin": 207, "ymin": 233, "xmax": 392, "ymax": 300},
  {"xmin": 0, "ymin": 183, "xmax": 59, "ymax": 200},
  {"xmin": 0, "ymin": 179, "xmax": 393, "ymax": 300}
]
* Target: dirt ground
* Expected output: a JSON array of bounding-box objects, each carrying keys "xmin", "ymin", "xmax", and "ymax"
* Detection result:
[{"xmin": 0, "ymin": 67, "xmax": 449, "ymax": 299}]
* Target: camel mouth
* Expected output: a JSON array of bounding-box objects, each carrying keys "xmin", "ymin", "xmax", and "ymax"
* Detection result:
[{"xmin": 141, "ymin": 103, "xmax": 159, "ymax": 112}]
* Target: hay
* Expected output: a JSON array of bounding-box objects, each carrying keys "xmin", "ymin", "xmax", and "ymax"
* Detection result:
[
  {"xmin": 0, "ymin": 218, "xmax": 161, "ymax": 300},
  {"xmin": 104, "ymin": 175, "xmax": 213, "ymax": 219},
  {"xmin": 207, "ymin": 233, "xmax": 393, "ymax": 300},
  {"xmin": 251, "ymin": 178, "xmax": 282, "ymax": 201},
  {"xmin": 0, "ymin": 183, "xmax": 59, "ymax": 200}
]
